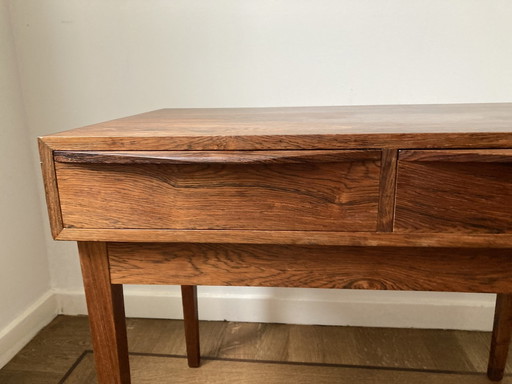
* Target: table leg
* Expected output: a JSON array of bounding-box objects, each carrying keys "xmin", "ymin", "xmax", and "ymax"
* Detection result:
[
  {"xmin": 78, "ymin": 242, "xmax": 131, "ymax": 384},
  {"xmin": 488, "ymin": 293, "xmax": 512, "ymax": 381},
  {"xmin": 181, "ymin": 285, "xmax": 200, "ymax": 367}
]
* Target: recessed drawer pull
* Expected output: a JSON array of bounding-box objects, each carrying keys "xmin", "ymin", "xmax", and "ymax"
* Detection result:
[
  {"xmin": 400, "ymin": 149, "xmax": 512, "ymax": 163},
  {"xmin": 54, "ymin": 150, "xmax": 381, "ymax": 165}
]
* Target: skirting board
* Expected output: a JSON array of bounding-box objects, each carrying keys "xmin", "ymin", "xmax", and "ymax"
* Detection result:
[
  {"xmin": 0, "ymin": 289, "xmax": 498, "ymax": 369},
  {"xmin": 55, "ymin": 289, "xmax": 497, "ymax": 332},
  {"xmin": 0, "ymin": 291, "xmax": 57, "ymax": 369}
]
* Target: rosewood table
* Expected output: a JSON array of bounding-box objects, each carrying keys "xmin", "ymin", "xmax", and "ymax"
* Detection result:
[{"xmin": 39, "ymin": 103, "xmax": 512, "ymax": 383}]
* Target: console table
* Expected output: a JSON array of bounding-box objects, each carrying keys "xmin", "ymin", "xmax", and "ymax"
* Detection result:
[{"xmin": 39, "ymin": 103, "xmax": 512, "ymax": 383}]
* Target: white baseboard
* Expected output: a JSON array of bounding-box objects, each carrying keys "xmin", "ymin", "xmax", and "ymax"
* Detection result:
[
  {"xmin": 0, "ymin": 288, "xmax": 497, "ymax": 370},
  {"xmin": 55, "ymin": 289, "xmax": 497, "ymax": 332},
  {"xmin": 0, "ymin": 291, "xmax": 57, "ymax": 369}
]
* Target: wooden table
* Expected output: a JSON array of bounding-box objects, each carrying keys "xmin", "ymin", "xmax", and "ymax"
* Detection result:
[{"xmin": 39, "ymin": 103, "xmax": 512, "ymax": 383}]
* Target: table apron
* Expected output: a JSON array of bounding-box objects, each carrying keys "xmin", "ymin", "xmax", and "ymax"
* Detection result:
[{"xmin": 108, "ymin": 243, "xmax": 512, "ymax": 293}]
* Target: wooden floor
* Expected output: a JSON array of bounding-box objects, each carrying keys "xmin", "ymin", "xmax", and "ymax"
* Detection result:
[{"xmin": 0, "ymin": 315, "xmax": 511, "ymax": 383}]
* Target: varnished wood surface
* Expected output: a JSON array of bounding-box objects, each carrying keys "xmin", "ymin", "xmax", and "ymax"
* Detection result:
[
  {"xmin": 1, "ymin": 316, "xmax": 511, "ymax": 383},
  {"xmin": 55, "ymin": 159, "xmax": 380, "ymax": 231},
  {"xmin": 36, "ymin": 103, "xmax": 512, "ymax": 382},
  {"xmin": 56, "ymin": 228, "xmax": 512, "ymax": 248},
  {"xmin": 181, "ymin": 286, "xmax": 200, "ymax": 368},
  {"xmin": 400, "ymin": 149, "xmax": 512, "ymax": 162},
  {"xmin": 489, "ymin": 294, "xmax": 512, "ymax": 380},
  {"xmin": 377, "ymin": 149, "xmax": 398, "ymax": 232},
  {"xmin": 39, "ymin": 104, "xmax": 512, "ymax": 246},
  {"xmin": 54, "ymin": 149, "xmax": 381, "ymax": 164},
  {"xmin": 38, "ymin": 139, "xmax": 63, "ymax": 238},
  {"xmin": 40, "ymin": 103, "xmax": 512, "ymax": 151},
  {"xmin": 395, "ymin": 156, "xmax": 512, "ymax": 233},
  {"xmin": 108, "ymin": 243, "xmax": 512, "ymax": 293},
  {"xmin": 78, "ymin": 242, "xmax": 131, "ymax": 384}
]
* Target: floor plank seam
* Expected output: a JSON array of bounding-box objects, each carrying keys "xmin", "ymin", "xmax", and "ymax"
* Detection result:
[
  {"xmin": 58, "ymin": 350, "xmax": 91, "ymax": 384},
  {"xmin": 63, "ymin": 350, "xmax": 512, "ymax": 379}
]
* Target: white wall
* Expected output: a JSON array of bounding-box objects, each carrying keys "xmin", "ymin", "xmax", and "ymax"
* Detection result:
[
  {"xmin": 0, "ymin": 0, "xmax": 55, "ymax": 368},
  {"xmin": 5, "ymin": 0, "xmax": 512, "ymax": 331}
]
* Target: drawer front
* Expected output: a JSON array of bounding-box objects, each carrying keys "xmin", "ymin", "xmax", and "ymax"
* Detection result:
[
  {"xmin": 54, "ymin": 150, "xmax": 381, "ymax": 231},
  {"xmin": 395, "ymin": 150, "xmax": 512, "ymax": 233}
]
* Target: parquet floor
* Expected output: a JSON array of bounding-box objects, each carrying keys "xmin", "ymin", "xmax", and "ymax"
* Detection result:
[{"xmin": 0, "ymin": 315, "xmax": 510, "ymax": 383}]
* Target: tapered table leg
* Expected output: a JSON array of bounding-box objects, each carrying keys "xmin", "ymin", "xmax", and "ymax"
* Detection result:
[
  {"xmin": 488, "ymin": 293, "xmax": 512, "ymax": 381},
  {"xmin": 181, "ymin": 285, "xmax": 200, "ymax": 367},
  {"xmin": 78, "ymin": 242, "xmax": 131, "ymax": 384}
]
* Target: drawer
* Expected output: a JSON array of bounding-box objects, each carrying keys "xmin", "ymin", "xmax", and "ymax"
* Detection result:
[
  {"xmin": 395, "ymin": 150, "xmax": 512, "ymax": 233},
  {"xmin": 54, "ymin": 150, "xmax": 381, "ymax": 231}
]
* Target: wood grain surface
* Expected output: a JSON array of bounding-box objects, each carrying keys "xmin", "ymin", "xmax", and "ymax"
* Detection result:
[
  {"xmin": 3, "ymin": 316, "xmax": 511, "ymax": 384},
  {"xmin": 377, "ymin": 149, "xmax": 398, "ymax": 232},
  {"xmin": 488, "ymin": 294, "xmax": 512, "ymax": 381},
  {"xmin": 54, "ymin": 150, "xmax": 381, "ymax": 165},
  {"xmin": 40, "ymin": 104, "xmax": 512, "ymax": 151},
  {"xmin": 78, "ymin": 242, "xmax": 130, "ymax": 384},
  {"xmin": 35, "ymin": 104, "xmax": 512, "ymax": 383},
  {"xmin": 68, "ymin": 353, "xmax": 512, "ymax": 384},
  {"xmin": 400, "ymin": 149, "xmax": 512, "ymax": 163},
  {"xmin": 181, "ymin": 286, "xmax": 200, "ymax": 368},
  {"xmin": 395, "ymin": 152, "xmax": 512, "ymax": 233},
  {"xmin": 108, "ymin": 243, "xmax": 512, "ymax": 293},
  {"xmin": 38, "ymin": 139, "xmax": 63, "ymax": 238},
  {"xmin": 55, "ymin": 157, "xmax": 381, "ymax": 231},
  {"xmin": 56, "ymin": 228, "xmax": 512, "ymax": 248}
]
